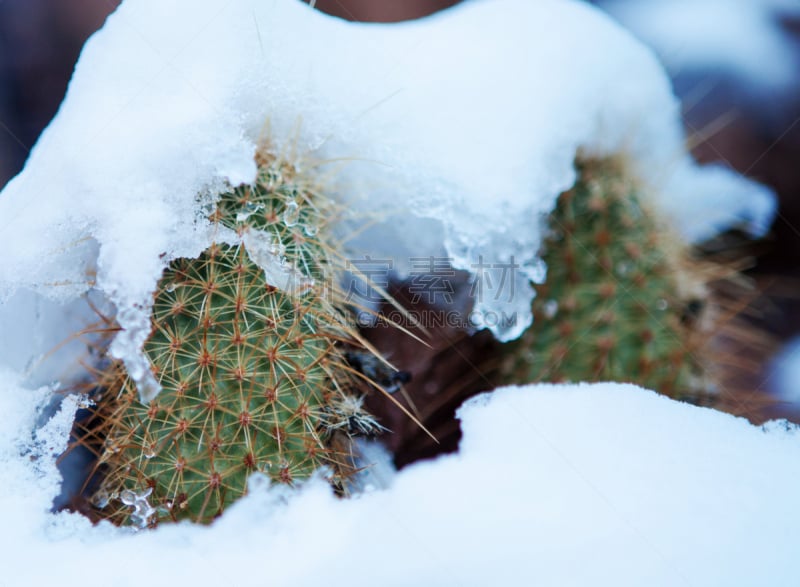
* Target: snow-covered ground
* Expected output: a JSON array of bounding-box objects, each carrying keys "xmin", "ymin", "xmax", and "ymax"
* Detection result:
[
  {"xmin": 3, "ymin": 381, "xmax": 800, "ymax": 586},
  {"xmin": 0, "ymin": 0, "xmax": 795, "ymax": 584}
]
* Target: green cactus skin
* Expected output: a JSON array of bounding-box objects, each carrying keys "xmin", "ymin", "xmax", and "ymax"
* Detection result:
[
  {"xmin": 86, "ymin": 149, "xmax": 378, "ymax": 527},
  {"xmin": 504, "ymin": 157, "xmax": 711, "ymax": 402}
]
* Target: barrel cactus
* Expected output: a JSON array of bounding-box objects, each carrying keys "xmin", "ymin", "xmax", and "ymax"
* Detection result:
[
  {"xmin": 503, "ymin": 156, "xmax": 718, "ymax": 403},
  {"xmin": 77, "ymin": 146, "xmax": 384, "ymax": 527}
]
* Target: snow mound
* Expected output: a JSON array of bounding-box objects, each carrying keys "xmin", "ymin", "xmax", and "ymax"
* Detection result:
[
  {"xmin": 2, "ymin": 380, "xmax": 799, "ymax": 585},
  {"xmin": 0, "ymin": 0, "xmax": 775, "ymax": 371},
  {"xmin": 601, "ymin": 0, "xmax": 800, "ymax": 96}
]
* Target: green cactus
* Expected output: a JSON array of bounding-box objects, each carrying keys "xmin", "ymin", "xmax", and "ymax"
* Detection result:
[
  {"xmin": 504, "ymin": 157, "xmax": 712, "ymax": 402},
  {"xmin": 82, "ymin": 147, "xmax": 382, "ymax": 527}
]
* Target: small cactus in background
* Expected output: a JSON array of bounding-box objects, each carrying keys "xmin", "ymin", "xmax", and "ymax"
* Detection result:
[
  {"xmin": 76, "ymin": 146, "xmax": 384, "ymax": 527},
  {"xmin": 503, "ymin": 157, "xmax": 716, "ymax": 402}
]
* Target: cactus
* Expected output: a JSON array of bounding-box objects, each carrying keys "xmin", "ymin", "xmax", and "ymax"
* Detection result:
[
  {"xmin": 78, "ymin": 146, "xmax": 384, "ymax": 527},
  {"xmin": 503, "ymin": 157, "xmax": 714, "ymax": 402}
]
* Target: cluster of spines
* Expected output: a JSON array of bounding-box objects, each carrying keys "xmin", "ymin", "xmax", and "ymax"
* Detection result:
[
  {"xmin": 80, "ymin": 147, "xmax": 380, "ymax": 526},
  {"xmin": 505, "ymin": 157, "xmax": 711, "ymax": 402}
]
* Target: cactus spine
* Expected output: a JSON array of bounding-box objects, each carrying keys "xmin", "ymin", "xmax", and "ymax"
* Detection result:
[{"xmin": 83, "ymin": 146, "xmax": 380, "ymax": 526}]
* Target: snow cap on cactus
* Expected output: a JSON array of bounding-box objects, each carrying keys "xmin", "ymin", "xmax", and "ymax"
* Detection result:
[{"xmin": 0, "ymin": 0, "xmax": 774, "ymax": 372}]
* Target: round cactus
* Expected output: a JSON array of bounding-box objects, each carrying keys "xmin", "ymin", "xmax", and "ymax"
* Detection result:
[
  {"xmin": 504, "ymin": 157, "xmax": 713, "ymax": 402},
  {"xmin": 81, "ymin": 147, "xmax": 382, "ymax": 526}
]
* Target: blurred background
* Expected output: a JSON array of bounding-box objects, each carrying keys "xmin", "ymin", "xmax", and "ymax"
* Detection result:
[{"xmin": 1, "ymin": 0, "xmax": 799, "ymax": 440}]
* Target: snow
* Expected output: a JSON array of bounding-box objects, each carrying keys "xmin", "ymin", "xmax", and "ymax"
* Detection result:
[
  {"xmin": 2, "ymin": 380, "xmax": 800, "ymax": 585},
  {"xmin": 770, "ymin": 336, "xmax": 800, "ymax": 405},
  {"xmin": 0, "ymin": 0, "xmax": 775, "ymax": 359},
  {"xmin": 600, "ymin": 0, "xmax": 800, "ymax": 96},
  {"xmin": 0, "ymin": 1, "xmax": 790, "ymax": 583}
]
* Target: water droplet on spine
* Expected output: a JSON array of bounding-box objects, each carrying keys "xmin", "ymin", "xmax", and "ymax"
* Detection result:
[
  {"xmin": 283, "ymin": 200, "xmax": 300, "ymax": 227},
  {"xmin": 542, "ymin": 299, "xmax": 558, "ymax": 319}
]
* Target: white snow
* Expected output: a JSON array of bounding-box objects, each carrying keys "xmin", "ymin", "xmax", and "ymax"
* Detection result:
[
  {"xmin": 2, "ymin": 381, "xmax": 800, "ymax": 586},
  {"xmin": 0, "ymin": 2, "xmax": 790, "ymax": 582},
  {"xmin": 600, "ymin": 0, "xmax": 800, "ymax": 95},
  {"xmin": 0, "ymin": 0, "xmax": 775, "ymax": 363},
  {"xmin": 770, "ymin": 336, "xmax": 800, "ymax": 405}
]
